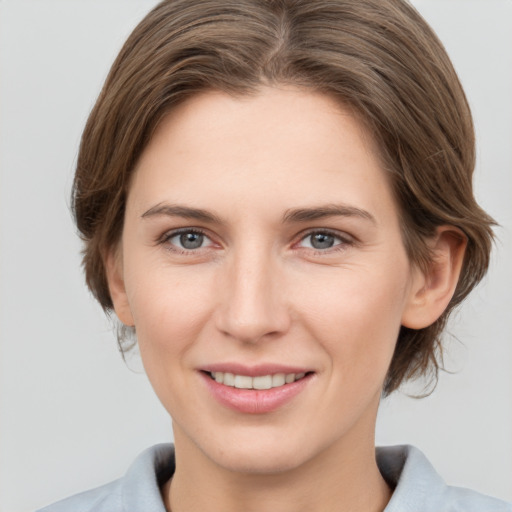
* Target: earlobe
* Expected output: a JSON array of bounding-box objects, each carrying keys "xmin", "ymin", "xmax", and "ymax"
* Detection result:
[
  {"xmin": 401, "ymin": 226, "xmax": 467, "ymax": 330},
  {"xmin": 104, "ymin": 247, "xmax": 135, "ymax": 327}
]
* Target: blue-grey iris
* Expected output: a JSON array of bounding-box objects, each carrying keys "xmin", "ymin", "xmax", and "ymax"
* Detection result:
[
  {"xmin": 310, "ymin": 233, "xmax": 335, "ymax": 249},
  {"xmin": 181, "ymin": 232, "xmax": 204, "ymax": 249}
]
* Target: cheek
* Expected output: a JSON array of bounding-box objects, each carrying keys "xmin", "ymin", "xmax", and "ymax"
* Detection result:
[
  {"xmin": 125, "ymin": 264, "xmax": 216, "ymax": 361},
  {"xmin": 124, "ymin": 266, "xmax": 220, "ymax": 417},
  {"xmin": 294, "ymin": 263, "xmax": 409, "ymax": 382}
]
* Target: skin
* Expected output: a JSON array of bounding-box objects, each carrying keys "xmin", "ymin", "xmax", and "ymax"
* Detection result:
[{"xmin": 106, "ymin": 87, "xmax": 466, "ymax": 512}]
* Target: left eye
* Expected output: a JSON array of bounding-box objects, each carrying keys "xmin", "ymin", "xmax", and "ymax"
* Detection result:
[
  {"xmin": 167, "ymin": 230, "xmax": 212, "ymax": 250},
  {"xmin": 298, "ymin": 231, "xmax": 346, "ymax": 250}
]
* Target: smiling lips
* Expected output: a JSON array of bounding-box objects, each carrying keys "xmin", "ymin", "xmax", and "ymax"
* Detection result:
[
  {"xmin": 209, "ymin": 371, "xmax": 306, "ymax": 390},
  {"xmin": 201, "ymin": 367, "xmax": 313, "ymax": 414}
]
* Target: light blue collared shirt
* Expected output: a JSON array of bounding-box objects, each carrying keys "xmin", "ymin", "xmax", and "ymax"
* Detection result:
[{"xmin": 37, "ymin": 443, "xmax": 512, "ymax": 512}]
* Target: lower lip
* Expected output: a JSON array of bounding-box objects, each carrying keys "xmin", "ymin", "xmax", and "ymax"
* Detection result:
[{"xmin": 200, "ymin": 372, "xmax": 313, "ymax": 414}]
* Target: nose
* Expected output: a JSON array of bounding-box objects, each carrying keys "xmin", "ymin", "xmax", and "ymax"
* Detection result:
[{"xmin": 214, "ymin": 247, "xmax": 291, "ymax": 344}]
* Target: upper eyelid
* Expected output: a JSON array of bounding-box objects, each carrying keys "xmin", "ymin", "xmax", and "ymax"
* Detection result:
[
  {"xmin": 159, "ymin": 228, "xmax": 217, "ymax": 254},
  {"xmin": 160, "ymin": 226, "xmax": 211, "ymax": 240},
  {"xmin": 156, "ymin": 227, "xmax": 213, "ymax": 249},
  {"xmin": 157, "ymin": 227, "xmax": 355, "ymax": 250},
  {"xmin": 295, "ymin": 227, "xmax": 354, "ymax": 243}
]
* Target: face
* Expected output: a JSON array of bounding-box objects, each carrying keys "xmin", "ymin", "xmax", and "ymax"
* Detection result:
[{"xmin": 109, "ymin": 87, "xmax": 423, "ymax": 474}]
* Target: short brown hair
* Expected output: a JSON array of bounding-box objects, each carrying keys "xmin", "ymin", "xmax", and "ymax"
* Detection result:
[{"xmin": 73, "ymin": 0, "xmax": 495, "ymax": 395}]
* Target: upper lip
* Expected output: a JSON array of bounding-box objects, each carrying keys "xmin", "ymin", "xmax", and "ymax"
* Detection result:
[{"xmin": 200, "ymin": 363, "xmax": 312, "ymax": 377}]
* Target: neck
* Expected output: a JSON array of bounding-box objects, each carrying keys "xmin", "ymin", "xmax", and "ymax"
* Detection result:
[{"xmin": 163, "ymin": 417, "xmax": 391, "ymax": 512}]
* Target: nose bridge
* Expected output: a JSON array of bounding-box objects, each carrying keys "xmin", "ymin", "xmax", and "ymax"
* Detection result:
[{"xmin": 215, "ymin": 240, "xmax": 289, "ymax": 343}]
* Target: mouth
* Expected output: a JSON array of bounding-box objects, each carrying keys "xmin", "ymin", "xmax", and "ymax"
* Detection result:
[
  {"xmin": 199, "ymin": 365, "xmax": 315, "ymax": 413},
  {"xmin": 205, "ymin": 371, "xmax": 309, "ymax": 390}
]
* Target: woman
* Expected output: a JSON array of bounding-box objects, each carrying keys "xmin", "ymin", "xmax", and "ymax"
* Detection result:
[{"xmin": 37, "ymin": 0, "xmax": 512, "ymax": 510}]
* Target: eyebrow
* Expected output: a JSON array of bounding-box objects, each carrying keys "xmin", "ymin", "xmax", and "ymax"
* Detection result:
[
  {"xmin": 141, "ymin": 203, "xmax": 223, "ymax": 224},
  {"xmin": 282, "ymin": 204, "xmax": 376, "ymax": 224},
  {"xmin": 141, "ymin": 202, "xmax": 376, "ymax": 225}
]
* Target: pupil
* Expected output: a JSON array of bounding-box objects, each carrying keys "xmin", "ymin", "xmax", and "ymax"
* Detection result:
[
  {"xmin": 180, "ymin": 232, "xmax": 203, "ymax": 249},
  {"xmin": 311, "ymin": 233, "xmax": 334, "ymax": 249}
]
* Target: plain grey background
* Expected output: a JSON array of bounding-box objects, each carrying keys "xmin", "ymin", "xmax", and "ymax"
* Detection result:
[{"xmin": 0, "ymin": 1, "xmax": 511, "ymax": 511}]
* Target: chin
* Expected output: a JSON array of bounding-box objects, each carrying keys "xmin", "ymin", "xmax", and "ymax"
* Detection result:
[
  {"xmin": 213, "ymin": 445, "xmax": 308, "ymax": 475},
  {"xmin": 196, "ymin": 426, "xmax": 324, "ymax": 476}
]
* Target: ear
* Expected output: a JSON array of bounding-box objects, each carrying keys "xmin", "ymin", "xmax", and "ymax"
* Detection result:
[
  {"xmin": 104, "ymin": 247, "xmax": 135, "ymax": 327},
  {"xmin": 401, "ymin": 226, "xmax": 467, "ymax": 329}
]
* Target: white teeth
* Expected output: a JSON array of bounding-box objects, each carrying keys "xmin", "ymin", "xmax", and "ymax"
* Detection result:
[
  {"xmin": 253, "ymin": 375, "xmax": 272, "ymax": 390},
  {"xmin": 285, "ymin": 373, "xmax": 295, "ymax": 384},
  {"xmin": 210, "ymin": 371, "xmax": 307, "ymax": 389},
  {"xmin": 223, "ymin": 372, "xmax": 235, "ymax": 386},
  {"xmin": 234, "ymin": 375, "xmax": 253, "ymax": 389},
  {"xmin": 272, "ymin": 373, "xmax": 286, "ymax": 387}
]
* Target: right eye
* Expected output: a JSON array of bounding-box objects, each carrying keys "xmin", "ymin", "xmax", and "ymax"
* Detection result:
[{"xmin": 163, "ymin": 229, "xmax": 215, "ymax": 252}]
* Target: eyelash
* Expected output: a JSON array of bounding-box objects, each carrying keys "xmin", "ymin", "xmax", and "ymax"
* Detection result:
[
  {"xmin": 158, "ymin": 228, "xmax": 354, "ymax": 256},
  {"xmin": 158, "ymin": 228, "xmax": 213, "ymax": 255},
  {"xmin": 295, "ymin": 229, "xmax": 354, "ymax": 254}
]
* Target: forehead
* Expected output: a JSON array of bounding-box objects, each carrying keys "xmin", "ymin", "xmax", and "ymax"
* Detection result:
[
  {"xmin": 128, "ymin": 87, "xmax": 396, "ymax": 223},
  {"xmin": 143, "ymin": 87, "xmax": 378, "ymax": 162}
]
